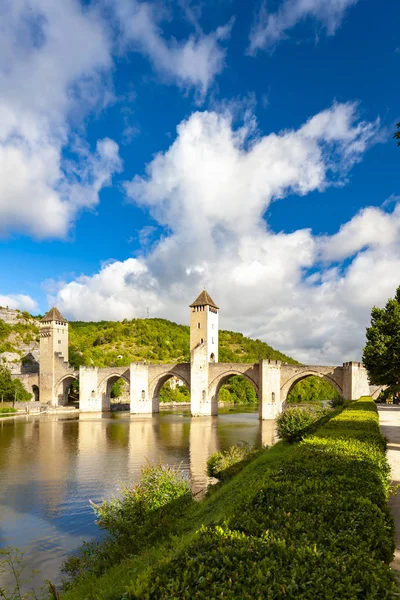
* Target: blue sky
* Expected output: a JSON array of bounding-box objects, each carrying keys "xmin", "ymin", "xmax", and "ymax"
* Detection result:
[{"xmin": 0, "ymin": 0, "xmax": 399, "ymax": 364}]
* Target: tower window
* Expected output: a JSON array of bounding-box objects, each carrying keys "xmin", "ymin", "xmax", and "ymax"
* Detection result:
[
  {"xmin": 58, "ymin": 340, "xmax": 61, "ymax": 344},
  {"xmin": 212, "ymin": 338, "xmax": 214, "ymax": 344},
  {"xmin": 197, "ymin": 322, "xmax": 201, "ymax": 329}
]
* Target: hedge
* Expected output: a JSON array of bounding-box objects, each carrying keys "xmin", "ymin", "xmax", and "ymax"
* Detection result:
[{"xmin": 125, "ymin": 398, "xmax": 397, "ymax": 599}]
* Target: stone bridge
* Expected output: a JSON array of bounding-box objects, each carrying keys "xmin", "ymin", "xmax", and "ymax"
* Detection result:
[
  {"xmin": 15, "ymin": 358, "xmax": 376, "ymax": 420},
  {"xmin": 10, "ymin": 298, "xmax": 381, "ymax": 420},
  {"xmin": 67, "ymin": 357, "xmax": 372, "ymax": 419}
]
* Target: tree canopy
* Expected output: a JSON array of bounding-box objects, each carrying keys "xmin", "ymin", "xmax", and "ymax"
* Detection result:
[
  {"xmin": 395, "ymin": 122, "xmax": 400, "ymax": 146},
  {"xmin": 362, "ymin": 286, "xmax": 400, "ymax": 387},
  {"xmin": 0, "ymin": 366, "xmax": 32, "ymax": 402}
]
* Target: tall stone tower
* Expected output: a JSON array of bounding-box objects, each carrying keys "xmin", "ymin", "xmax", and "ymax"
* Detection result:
[
  {"xmin": 39, "ymin": 307, "xmax": 69, "ymax": 405},
  {"xmin": 189, "ymin": 290, "xmax": 219, "ymax": 363},
  {"xmin": 190, "ymin": 290, "xmax": 219, "ymax": 416}
]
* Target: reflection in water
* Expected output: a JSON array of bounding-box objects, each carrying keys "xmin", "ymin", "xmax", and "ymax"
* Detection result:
[{"xmin": 0, "ymin": 408, "xmax": 276, "ymax": 588}]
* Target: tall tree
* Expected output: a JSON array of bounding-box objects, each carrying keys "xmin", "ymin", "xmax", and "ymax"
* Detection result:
[
  {"xmin": 363, "ymin": 286, "xmax": 400, "ymax": 388},
  {"xmin": 0, "ymin": 366, "xmax": 32, "ymax": 402}
]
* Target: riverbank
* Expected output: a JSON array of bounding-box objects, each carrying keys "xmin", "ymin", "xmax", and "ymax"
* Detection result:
[{"xmin": 62, "ymin": 397, "xmax": 396, "ymax": 599}]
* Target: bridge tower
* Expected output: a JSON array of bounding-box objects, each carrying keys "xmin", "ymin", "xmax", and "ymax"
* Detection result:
[
  {"xmin": 39, "ymin": 307, "xmax": 69, "ymax": 405},
  {"xmin": 190, "ymin": 290, "xmax": 219, "ymax": 416}
]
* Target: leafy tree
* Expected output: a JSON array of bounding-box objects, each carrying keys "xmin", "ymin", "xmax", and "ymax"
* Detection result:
[
  {"xmin": 363, "ymin": 286, "xmax": 400, "ymax": 389},
  {"xmin": 218, "ymin": 375, "xmax": 258, "ymax": 404},
  {"xmin": 110, "ymin": 378, "xmax": 126, "ymax": 399},
  {"xmin": 395, "ymin": 122, "xmax": 400, "ymax": 146},
  {"xmin": 0, "ymin": 366, "xmax": 32, "ymax": 402},
  {"xmin": 287, "ymin": 376, "xmax": 340, "ymax": 403}
]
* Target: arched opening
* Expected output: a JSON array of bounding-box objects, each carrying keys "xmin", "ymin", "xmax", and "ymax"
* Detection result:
[
  {"xmin": 217, "ymin": 374, "xmax": 258, "ymax": 408},
  {"xmin": 102, "ymin": 375, "xmax": 130, "ymax": 412},
  {"xmin": 56, "ymin": 376, "xmax": 79, "ymax": 407},
  {"xmin": 210, "ymin": 353, "xmax": 215, "ymax": 363},
  {"xmin": 209, "ymin": 372, "xmax": 259, "ymax": 415},
  {"xmin": 286, "ymin": 375, "xmax": 342, "ymax": 406},
  {"xmin": 32, "ymin": 385, "xmax": 39, "ymax": 403},
  {"xmin": 152, "ymin": 374, "xmax": 191, "ymax": 413}
]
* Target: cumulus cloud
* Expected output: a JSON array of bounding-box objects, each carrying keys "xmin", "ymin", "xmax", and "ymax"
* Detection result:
[
  {"xmin": 0, "ymin": 0, "xmax": 122, "ymax": 239},
  {"xmin": 50, "ymin": 102, "xmax": 395, "ymax": 365},
  {"xmin": 0, "ymin": 294, "xmax": 38, "ymax": 313},
  {"xmin": 249, "ymin": 0, "xmax": 359, "ymax": 54},
  {"xmin": 109, "ymin": 0, "xmax": 231, "ymax": 99}
]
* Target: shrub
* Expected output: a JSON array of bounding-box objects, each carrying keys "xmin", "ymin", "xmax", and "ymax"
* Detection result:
[
  {"xmin": 126, "ymin": 399, "xmax": 396, "ymax": 599},
  {"xmin": 62, "ymin": 463, "xmax": 193, "ymax": 583},
  {"xmin": 276, "ymin": 405, "xmax": 327, "ymax": 442},
  {"xmin": 207, "ymin": 442, "xmax": 260, "ymax": 481},
  {"xmin": 0, "ymin": 407, "xmax": 17, "ymax": 414},
  {"xmin": 329, "ymin": 395, "xmax": 345, "ymax": 408}
]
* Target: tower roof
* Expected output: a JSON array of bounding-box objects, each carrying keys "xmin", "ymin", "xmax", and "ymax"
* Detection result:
[
  {"xmin": 190, "ymin": 290, "xmax": 219, "ymax": 310},
  {"xmin": 40, "ymin": 307, "xmax": 68, "ymax": 323}
]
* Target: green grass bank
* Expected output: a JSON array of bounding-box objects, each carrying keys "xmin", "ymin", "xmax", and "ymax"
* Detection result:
[{"xmin": 62, "ymin": 398, "xmax": 397, "ymax": 600}]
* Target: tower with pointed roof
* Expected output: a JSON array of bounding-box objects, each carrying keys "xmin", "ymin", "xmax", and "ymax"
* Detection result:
[
  {"xmin": 189, "ymin": 290, "xmax": 219, "ymax": 363},
  {"xmin": 189, "ymin": 290, "xmax": 219, "ymax": 416},
  {"xmin": 39, "ymin": 307, "xmax": 69, "ymax": 405}
]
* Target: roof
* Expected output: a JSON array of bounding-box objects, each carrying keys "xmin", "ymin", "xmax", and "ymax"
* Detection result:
[
  {"xmin": 40, "ymin": 307, "xmax": 68, "ymax": 323},
  {"xmin": 190, "ymin": 290, "xmax": 219, "ymax": 310}
]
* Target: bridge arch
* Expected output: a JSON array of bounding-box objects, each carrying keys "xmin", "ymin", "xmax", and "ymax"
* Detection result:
[
  {"xmin": 98, "ymin": 371, "xmax": 130, "ymax": 411},
  {"xmin": 280, "ymin": 370, "xmax": 343, "ymax": 405},
  {"xmin": 208, "ymin": 369, "xmax": 259, "ymax": 414},
  {"xmin": 149, "ymin": 370, "xmax": 191, "ymax": 413},
  {"xmin": 55, "ymin": 374, "xmax": 79, "ymax": 407}
]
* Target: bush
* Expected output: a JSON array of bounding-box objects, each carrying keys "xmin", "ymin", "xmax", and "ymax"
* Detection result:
[
  {"xmin": 62, "ymin": 463, "xmax": 193, "ymax": 583},
  {"xmin": 125, "ymin": 399, "xmax": 396, "ymax": 599},
  {"xmin": 276, "ymin": 405, "xmax": 328, "ymax": 442},
  {"xmin": 329, "ymin": 395, "xmax": 345, "ymax": 408},
  {"xmin": 207, "ymin": 442, "xmax": 260, "ymax": 481},
  {"xmin": 0, "ymin": 407, "xmax": 17, "ymax": 415}
]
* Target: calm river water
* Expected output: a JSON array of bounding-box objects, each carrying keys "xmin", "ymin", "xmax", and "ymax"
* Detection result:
[{"xmin": 0, "ymin": 406, "xmax": 276, "ymax": 589}]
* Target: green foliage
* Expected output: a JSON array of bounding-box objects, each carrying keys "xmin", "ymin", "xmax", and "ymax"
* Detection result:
[
  {"xmin": 110, "ymin": 378, "xmax": 125, "ymax": 399},
  {"xmin": 0, "ymin": 407, "xmax": 17, "ymax": 415},
  {"xmin": 159, "ymin": 382, "xmax": 189, "ymax": 403},
  {"xmin": 62, "ymin": 463, "xmax": 193, "ymax": 584},
  {"xmin": 363, "ymin": 285, "xmax": 400, "ymax": 387},
  {"xmin": 0, "ymin": 367, "xmax": 32, "ymax": 402},
  {"xmin": 287, "ymin": 375, "xmax": 340, "ymax": 403},
  {"xmin": 276, "ymin": 405, "xmax": 329, "ymax": 442},
  {"xmin": 66, "ymin": 319, "xmax": 297, "ymax": 370},
  {"xmin": 124, "ymin": 399, "xmax": 396, "ymax": 599},
  {"xmin": 0, "ymin": 546, "xmax": 52, "ymax": 599},
  {"xmin": 207, "ymin": 442, "xmax": 260, "ymax": 481},
  {"xmin": 395, "ymin": 121, "xmax": 400, "ymax": 146},
  {"xmin": 62, "ymin": 399, "xmax": 396, "ymax": 600},
  {"xmin": 329, "ymin": 395, "xmax": 346, "ymax": 408},
  {"xmin": 218, "ymin": 375, "xmax": 257, "ymax": 404},
  {"xmin": 0, "ymin": 319, "xmax": 11, "ymax": 341}
]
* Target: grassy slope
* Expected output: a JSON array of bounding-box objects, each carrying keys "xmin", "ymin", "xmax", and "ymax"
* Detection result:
[
  {"xmin": 0, "ymin": 310, "xmax": 297, "ymax": 366},
  {"xmin": 62, "ymin": 398, "xmax": 396, "ymax": 600},
  {"xmin": 68, "ymin": 318, "xmax": 298, "ymax": 368}
]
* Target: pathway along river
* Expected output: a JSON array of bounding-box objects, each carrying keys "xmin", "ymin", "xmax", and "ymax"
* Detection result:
[{"xmin": 0, "ymin": 406, "xmax": 276, "ymax": 589}]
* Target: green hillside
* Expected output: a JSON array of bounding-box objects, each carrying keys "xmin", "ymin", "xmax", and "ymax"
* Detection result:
[
  {"xmin": 0, "ymin": 310, "xmax": 341, "ymax": 403},
  {"xmin": 67, "ymin": 318, "xmax": 298, "ymax": 369}
]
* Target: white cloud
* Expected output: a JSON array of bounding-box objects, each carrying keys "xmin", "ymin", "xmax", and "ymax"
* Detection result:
[
  {"xmin": 51, "ymin": 102, "xmax": 395, "ymax": 365},
  {"xmin": 109, "ymin": 0, "xmax": 231, "ymax": 99},
  {"xmin": 319, "ymin": 204, "xmax": 400, "ymax": 262},
  {"xmin": 0, "ymin": 294, "xmax": 38, "ymax": 313},
  {"xmin": 249, "ymin": 0, "xmax": 359, "ymax": 54},
  {"xmin": 0, "ymin": 0, "xmax": 121, "ymax": 239}
]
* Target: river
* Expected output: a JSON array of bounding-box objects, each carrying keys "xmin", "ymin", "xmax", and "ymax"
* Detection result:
[{"xmin": 0, "ymin": 406, "xmax": 276, "ymax": 590}]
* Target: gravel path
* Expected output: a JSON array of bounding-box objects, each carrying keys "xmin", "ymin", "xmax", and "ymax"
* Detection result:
[{"xmin": 378, "ymin": 405, "xmax": 400, "ymax": 575}]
